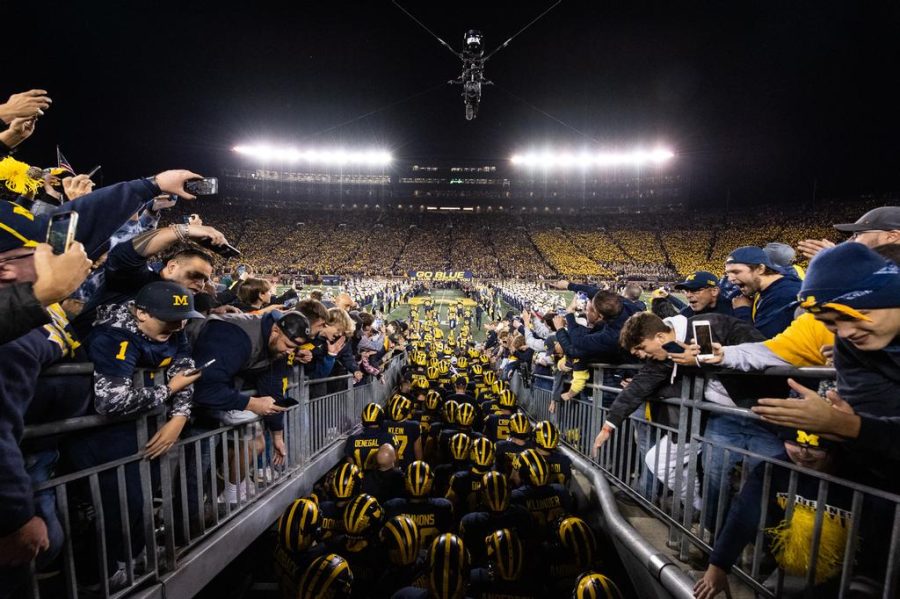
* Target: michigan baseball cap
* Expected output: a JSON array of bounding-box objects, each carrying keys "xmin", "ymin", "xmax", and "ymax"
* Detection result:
[
  {"xmin": 134, "ymin": 281, "xmax": 205, "ymax": 321},
  {"xmin": 674, "ymin": 271, "xmax": 718, "ymax": 291},
  {"xmin": 833, "ymin": 206, "xmax": 900, "ymax": 233},
  {"xmin": 725, "ymin": 246, "xmax": 778, "ymax": 270},
  {"xmin": 0, "ymin": 201, "xmax": 46, "ymax": 252}
]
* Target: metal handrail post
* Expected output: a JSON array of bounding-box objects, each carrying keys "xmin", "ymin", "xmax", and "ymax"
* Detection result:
[
  {"xmin": 591, "ymin": 364, "xmax": 605, "ymax": 466},
  {"xmin": 297, "ymin": 367, "xmax": 311, "ymax": 463}
]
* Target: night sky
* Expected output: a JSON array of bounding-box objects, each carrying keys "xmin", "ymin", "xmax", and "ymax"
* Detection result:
[{"xmin": 5, "ymin": 1, "xmax": 900, "ymax": 203}]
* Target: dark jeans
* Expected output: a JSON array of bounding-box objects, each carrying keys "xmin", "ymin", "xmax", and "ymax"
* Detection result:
[
  {"xmin": 702, "ymin": 413, "xmax": 784, "ymax": 532},
  {"xmin": 67, "ymin": 419, "xmax": 160, "ymax": 571}
]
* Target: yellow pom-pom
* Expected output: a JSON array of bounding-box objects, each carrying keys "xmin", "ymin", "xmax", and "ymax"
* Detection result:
[
  {"xmin": 767, "ymin": 502, "xmax": 850, "ymax": 584},
  {"xmin": 0, "ymin": 156, "xmax": 41, "ymax": 196}
]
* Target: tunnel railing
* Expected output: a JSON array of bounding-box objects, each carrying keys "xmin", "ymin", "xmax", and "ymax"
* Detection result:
[
  {"xmin": 19, "ymin": 354, "xmax": 405, "ymax": 599},
  {"xmin": 511, "ymin": 363, "xmax": 900, "ymax": 599}
]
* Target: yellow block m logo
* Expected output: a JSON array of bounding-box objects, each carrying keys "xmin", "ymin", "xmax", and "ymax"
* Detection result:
[
  {"xmin": 796, "ymin": 430, "xmax": 820, "ymax": 447},
  {"xmin": 172, "ymin": 295, "xmax": 189, "ymax": 306}
]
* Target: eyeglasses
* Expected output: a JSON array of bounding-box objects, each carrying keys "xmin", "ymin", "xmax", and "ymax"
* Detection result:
[{"xmin": 0, "ymin": 249, "xmax": 36, "ymax": 266}]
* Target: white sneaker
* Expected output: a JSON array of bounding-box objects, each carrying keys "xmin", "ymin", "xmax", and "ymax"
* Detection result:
[
  {"xmin": 105, "ymin": 568, "xmax": 129, "ymax": 593},
  {"xmin": 221, "ymin": 480, "xmax": 249, "ymax": 504}
]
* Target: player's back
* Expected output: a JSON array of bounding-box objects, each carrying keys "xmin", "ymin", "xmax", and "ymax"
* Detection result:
[{"xmin": 384, "ymin": 497, "xmax": 454, "ymax": 548}]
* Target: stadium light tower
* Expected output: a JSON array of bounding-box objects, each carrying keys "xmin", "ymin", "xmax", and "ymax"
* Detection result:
[
  {"xmin": 510, "ymin": 147, "xmax": 674, "ymax": 168},
  {"xmin": 233, "ymin": 144, "xmax": 393, "ymax": 166}
]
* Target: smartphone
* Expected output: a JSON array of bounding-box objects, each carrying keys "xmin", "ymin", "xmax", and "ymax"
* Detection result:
[
  {"xmin": 576, "ymin": 291, "xmax": 589, "ymax": 310},
  {"xmin": 182, "ymin": 359, "xmax": 216, "ymax": 377},
  {"xmin": 46, "ymin": 211, "xmax": 79, "ymax": 255},
  {"xmin": 662, "ymin": 340, "xmax": 685, "ymax": 355},
  {"xmin": 196, "ymin": 237, "xmax": 242, "ymax": 259},
  {"xmin": 692, "ymin": 320, "xmax": 715, "ymax": 360},
  {"xmin": 182, "ymin": 216, "xmax": 192, "ymax": 225},
  {"xmin": 184, "ymin": 177, "xmax": 219, "ymax": 196}
]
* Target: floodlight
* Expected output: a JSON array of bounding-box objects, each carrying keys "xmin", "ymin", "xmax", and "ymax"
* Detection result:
[
  {"xmin": 233, "ymin": 144, "xmax": 393, "ymax": 166},
  {"xmin": 510, "ymin": 147, "xmax": 674, "ymax": 168}
]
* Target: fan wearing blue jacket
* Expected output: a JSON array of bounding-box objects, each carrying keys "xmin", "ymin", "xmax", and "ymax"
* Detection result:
[{"xmin": 724, "ymin": 246, "xmax": 802, "ymax": 339}]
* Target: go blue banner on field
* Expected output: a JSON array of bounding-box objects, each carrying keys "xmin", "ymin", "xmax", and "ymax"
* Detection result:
[{"xmin": 408, "ymin": 270, "xmax": 473, "ymax": 281}]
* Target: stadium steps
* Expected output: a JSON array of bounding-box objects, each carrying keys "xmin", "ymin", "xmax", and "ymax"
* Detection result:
[
  {"xmin": 607, "ymin": 231, "xmax": 635, "ymax": 261},
  {"xmin": 705, "ymin": 228, "xmax": 719, "ymax": 262},
  {"xmin": 389, "ymin": 222, "xmax": 415, "ymax": 272},
  {"xmin": 612, "ymin": 493, "xmax": 757, "ymax": 599},
  {"xmin": 560, "ymin": 228, "xmax": 613, "ymax": 276},
  {"xmin": 654, "ymin": 230, "xmax": 678, "ymax": 274},
  {"xmin": 525, "ymin": 228, "xmax": 560, "ymax": 275}
]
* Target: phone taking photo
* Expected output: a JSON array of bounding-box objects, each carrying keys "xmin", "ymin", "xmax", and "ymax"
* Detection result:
[
  {"xmin": 692, "ymin": 320, "xmax": 715, "ymax": 360},
  {"xmin": 184, "ymin": 177, "xmax": 219, "ymax": 196},
  {"xmin": 182, "ymin": 359, "xmax": 216, "ymax": 377},
  {"xmin": 47, "ymin": 211, "xmax": 79, "ymax": 255},
  {"xmin": 662, "ymin": 340, "xmax": 685, "ymax": 355},
  {"xmin": 576, "ymin": 291, "xmax": 589, "ymax": 310}
]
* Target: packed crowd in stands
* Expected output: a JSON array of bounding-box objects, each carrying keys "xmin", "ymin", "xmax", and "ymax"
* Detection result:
[
  {"xmin": 1, "ymin": 86, "xmax": 900, "ymax": 598},
  {"xmin": 156, "ymin": 195, "xmax": 891, "ymax": 285}
]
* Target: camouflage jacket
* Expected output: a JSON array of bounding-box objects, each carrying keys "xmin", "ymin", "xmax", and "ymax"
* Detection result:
[{"xmin": 86, "ymin": 302, "xmax": 194, "ymax": 418}]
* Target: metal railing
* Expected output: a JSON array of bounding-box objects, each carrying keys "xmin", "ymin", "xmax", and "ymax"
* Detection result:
[
  {"xmin": 511, "ymin": 364, "xmax": 900, "ymax": 599},
  {"xmin": 19, "ymin": 354, "xmax": 405, "ymax": 599}
]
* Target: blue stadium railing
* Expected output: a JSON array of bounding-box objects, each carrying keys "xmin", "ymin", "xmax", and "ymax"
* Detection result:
[
  {"xmin": 511, "ymin": 364, "xmax": 900, "ymax": 599},
  {"xmin": 20, "ymin": 355, "xmax": 406, "ymax": 599}
]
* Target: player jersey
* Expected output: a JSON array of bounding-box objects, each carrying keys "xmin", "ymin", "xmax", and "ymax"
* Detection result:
[
  {"xmin": 317, "ymin": 500, "xmax": 347, "ymax": 540},
  {"xmin": 532, "ymin": 541, "xmax": 603, "ymax": 597},
  {"xmin": 273, "ymin": 543, "xmax": 329, "ymax": 598},
  {"xmin": 446, "ymin": 468, "xmax": 491, "ymax": 516},
  {"xmin": 482, "ymin": 412, "xmax": 514, "ymax": 442},
  {"xmin": 510, "ymin": 484, "xmax": 572, "ymax": 537},
  {"xmin": 445, "ymin": 392, "xmax": 477, "ymax": 407},
  {"xmin": 543, "ymin": 450, "xmax": 573, "ymax": 486},
  {"xmin": 331, "ymin": 538, "xmax": 387, "ymax": 597},
  {"xmin": 433, "ymin": 461, "xmax": 468, "ymax": 497},
  {"xmin": 459, "ymin": 505, "xmax": 533, "ymax": 564},
  {"xmin": 382, "ymin": 419, "xmax": 422, "ymax": 468},
  {"xmin": 494, "ymin": 439, "xmax": 534, "ymax": 475},
  {"xmin": 413, "ymin": 409, "xmax": 442, "ymax": 436},
  {"xmin": 384, "ymin": 497, "xmax": 454, "ymax": 548},
  {"xmin": 345, "ymin": 427, "xmax": 395, "ymax": 470},
  {"xmin": 361, "ymin": 467, "xmax": 406, "ymax": 505}
]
